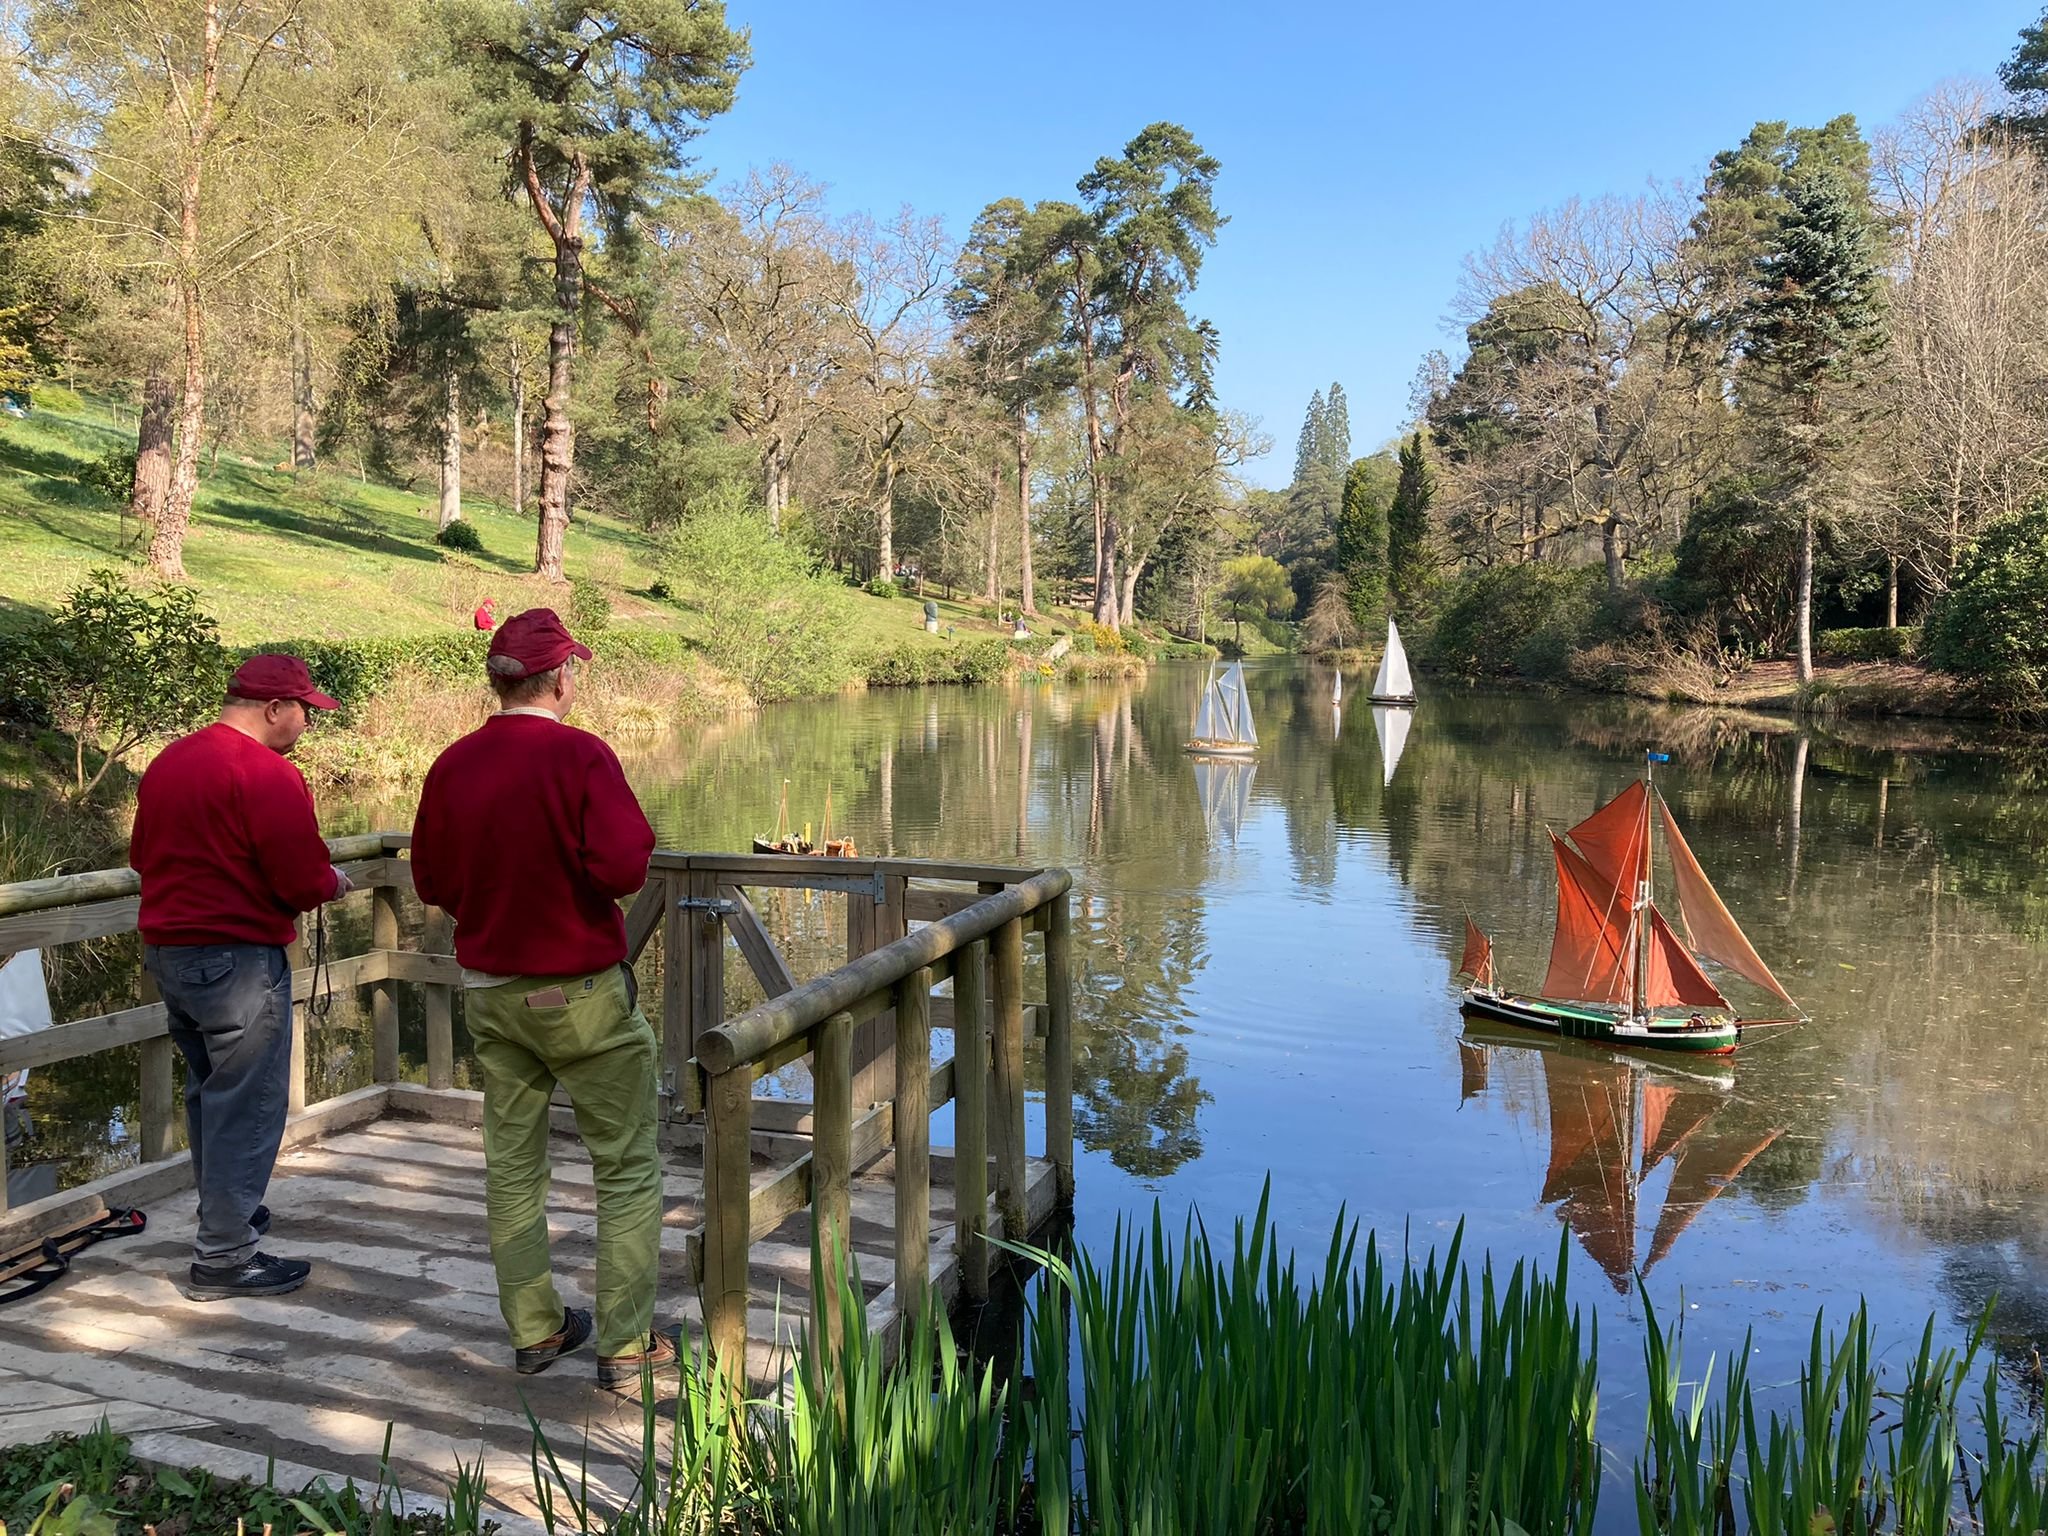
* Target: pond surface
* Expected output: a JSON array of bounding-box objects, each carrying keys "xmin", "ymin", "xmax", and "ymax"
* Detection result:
[{"xmin": 20, "ymin": 660, "xmax": 2048, "ymax": 1462}]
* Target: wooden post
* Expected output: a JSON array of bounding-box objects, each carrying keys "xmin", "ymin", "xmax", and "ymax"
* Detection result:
[
  {"xmin": 285, "ymin": 924, "xmax": 308, "ymax": 1115},
  {"xmin": 1046, "ymin": 890, "xmax": 1075, "ymax": 1205},
  {"xmin": 703, "ymin": 1066, "xmax": 753, "ymax": 1385},
  {"xmin": 688, "ymin": 868, "xmax": 725, "ymax": 1062},
  {"xmin": 371, "ymin": 883, "xmax": 400, "ymax": 1084},
  {"xmin": 136, "ymin": 968, "xmax": 176, "ymax": 1162},
  {"xmin": 424, "ymin": 906, "xmax": 455, "ymax": 1091},
  {"xmin": 893, "ymin": 967, "xmax": 931, "ymax": 1323},
  {"xmin": 661, "ymin": 870, "xmax": 691, "ymax": 1124},
  {"xmin": 812, "ymin": 1010, "xmax": 853, "ymax": 1373},
  {"xmin": 846, "ymin": 881, "xmax": 884, "ymax": 1107},
  {"xmin": 991, "ymin": 915, "xmax": 1027, "ymax": 1240},
  {"xmin": 952, "ymin": 938, "xmax": 990, "ymax": 1300},
  {"xmin": 138, "ymin": 1036, "xmax": 177, "ymax": 1162}
]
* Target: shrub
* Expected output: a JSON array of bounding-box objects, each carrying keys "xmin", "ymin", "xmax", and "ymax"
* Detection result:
[
  {"xmin": 663, "ymin": 491, "xmax": 851, "ymax": 703},
  {"xmin": 567, "ymin": 579, "xmax": 611, "ymax": 634},
  {"xmin": 433, "ymin": 519, "xmax": 484, "ymax": 553},
  {"xmin": 1816, "ymin": 625, "xmax": 1921, "ymax": 663},
  {"xmin": 865, "ymin": 577, "xmax": 900, "ymax": 600},
  {"xmin": 1924, "ymin": 502, "xmax": 2048, "ymax": 712},
  {"xmin": 1426, "ymin": 564, "xmax": 1603, "ymax": 682},
  {"xmin": 1078, "ymin": 619, "xmax": 1125, "ymax": 654},
  {"xmin": 648, "ymin": 577, "xmax": 675, "ymax": 601},
  {"xmin": 75, "ymin": 448, "xmax": 137, "ymax": 502},
  {"xmin": 37, "ymin": 569, "xmax": 227, "ymax": 798}
]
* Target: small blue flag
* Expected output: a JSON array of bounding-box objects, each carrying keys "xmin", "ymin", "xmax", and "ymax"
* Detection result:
[{"xmin": 1646, "ymin": 751, "xmax": 1671, "ymax": 763}]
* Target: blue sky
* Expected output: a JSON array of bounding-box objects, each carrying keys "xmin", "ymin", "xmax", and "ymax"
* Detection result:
[{"xmin": 691, "ymin": 2, "xmax": 2034, "ymax": 487}]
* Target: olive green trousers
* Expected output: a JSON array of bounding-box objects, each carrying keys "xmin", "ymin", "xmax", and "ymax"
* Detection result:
[{"xmin": 465, "ymin": 965, "xmax": 660, "ymax": 1358}]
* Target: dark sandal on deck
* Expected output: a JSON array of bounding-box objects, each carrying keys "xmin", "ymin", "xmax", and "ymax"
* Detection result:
[{"xmin": 515, "ymin": 1306, "xmax": 593, "ymax": 1375}]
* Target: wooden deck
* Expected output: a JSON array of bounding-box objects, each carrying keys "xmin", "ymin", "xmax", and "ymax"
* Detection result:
[{"xmin": 0, "ymin": 1100, "xmax": 1057, "ymax": 1527}]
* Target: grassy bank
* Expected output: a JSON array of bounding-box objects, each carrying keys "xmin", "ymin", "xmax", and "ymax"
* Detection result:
[
  {"xmin": 0, "ymin": 392, "xmax": 1204, "ymax": 791},
  {"xmin": 7, "ymin": 1198, "xmax": 2041, "ymax": 1535}
]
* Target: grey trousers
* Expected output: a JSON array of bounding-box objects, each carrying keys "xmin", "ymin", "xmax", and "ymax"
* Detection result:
[{"xmin": 144, "ymin": 942, "xmax": 293, "ymax": 1267}]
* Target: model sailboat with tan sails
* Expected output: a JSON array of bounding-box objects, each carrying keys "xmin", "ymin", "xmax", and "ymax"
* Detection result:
[{"xmin": 1456, "ymin": 752, "xmax": 1801, "ymax": 1055}]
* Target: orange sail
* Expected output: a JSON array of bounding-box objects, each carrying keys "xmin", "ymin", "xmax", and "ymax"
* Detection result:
[
  {"xmin": 1540, "ymin": 833, "xmax": 1635, "ymax": 1005},
  {"xmin": 1457, "ymin": 917, "xmax": 1495, "ymax": 987},
  {"xmin": 1656, "ymin": 797, "xmax": 1796, "ymax": 1006},
  {"xmin": 1643, "ymin": 906, "xmax": 1730, "ymax": 1010},
  {"xmin": 1568, "ymin": 781, "xmax": 1651, "ymax": 896}
]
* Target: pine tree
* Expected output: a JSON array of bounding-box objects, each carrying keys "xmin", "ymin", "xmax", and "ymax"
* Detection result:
[
  {"xmin": 1387, "ymin": 432, "xmax": 1435, "ymax": 612},
  {"xmin": 1293, "ymin": 388, "xmax": 1325, "ymax": 485},
  {"xmin": 1334, "ymin": 454, "xmax": 1395, "ymax": 629},
  {"xmin": 1319, "ymin": 382, "xmax": 1351, "ymax": 475},
  {"xmin": 1743, "ymin": 165, "xmax": 1887, "ymax": 683}
]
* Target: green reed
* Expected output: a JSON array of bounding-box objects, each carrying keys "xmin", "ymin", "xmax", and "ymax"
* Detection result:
[{"xmin": 1635, "ymin": 1296, "xmax": 2048, "ymax": 1536}]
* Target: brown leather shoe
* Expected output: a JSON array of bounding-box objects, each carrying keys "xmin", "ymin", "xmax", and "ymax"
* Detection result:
[
  {"xmin": 597, "ymin": 1325, "xmax": 680, "ymax": 1391},
  {"xmin": 515, "ymin": 1307, "xmax": 593, "ymax": 1375}
]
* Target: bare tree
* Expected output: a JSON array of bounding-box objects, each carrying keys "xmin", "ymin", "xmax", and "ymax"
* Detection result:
[
  {"xmin": 664, "ymin": 166, "xmax": 847, "ymax": 532},
  {"xmin": 1874, "ymin": 85, "xmax": 2048, "ymax": 603},
  {"xmin": 823, "ymin": 206, "xmax": 952, "ymax": 581}
]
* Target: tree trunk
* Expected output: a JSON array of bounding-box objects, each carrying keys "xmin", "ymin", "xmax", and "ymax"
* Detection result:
[
  {"xmin": 763, "ymin": 443, "xmax": 790, "ymax": 535},
  {"xmin": 1016, "ymin": 410, "xmax": 1035, "ymax": 615},
  {"xmin": 1794, "ymin": 511, "xmax": 1815, "ymax": 685},
  {"xmin": 128, "ymin": 371, "xmax": 175, "ymax": 526},
  {"xmin": 438, "ymin": 368, "xmax": 462, "ymax": 529},
  {"xmin": 875, "ymin": 453, "xmax": 896, "ymax": 582},
  {"xmin": 289, "ymin": 260, "xmax": 315, "ymax": 470},
  {"xmin": 983, "ymin": 463, "xmax": 1001, "ymax": 603},
  {"xmin": 1118, "ymin": 560, "xmax": 1140, "ymax": 628},
  {"xmin": 510, "ymin": 358, "xmax": 525, "ymax": 515},
  {"xmin": 526, "ymin": 142, "xmax": 590, "ymax": 584},
  {"xmin": 1884, "ymin": 554, "xmax": 1898, "ymax": 629},
  {"xmin": 1601, "ymin": 514, "xmax": 1624, "ymax": 593},
  {"xmin": 149, "ymin": 0, "xmax": 220, "ymax": 580}
]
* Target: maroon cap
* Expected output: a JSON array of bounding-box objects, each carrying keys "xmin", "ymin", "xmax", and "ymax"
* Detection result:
[
  {"xmin": 487, "ymin": 607, "xmax": 593, "ymax": 678},
  {"xmin": 229, "ymin": 654, "xmax": 339, "ymax": 710}
]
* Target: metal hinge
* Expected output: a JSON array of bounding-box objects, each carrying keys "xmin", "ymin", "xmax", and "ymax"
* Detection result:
[{"xmin": 658, "ymin": 1065, "xmax": 677, "ymax": 1104}]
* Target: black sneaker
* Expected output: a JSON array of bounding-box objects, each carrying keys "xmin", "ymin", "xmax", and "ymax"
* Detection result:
[
  {"xmin": 187, "ymin": 1252, "xmax": 311, "ymax": 1300},
  {"xmin": 515, "ymin": 1307, "xmax": 593, "ymax": 1375}
]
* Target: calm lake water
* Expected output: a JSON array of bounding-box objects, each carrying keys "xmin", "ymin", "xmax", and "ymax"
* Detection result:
[{"xmin": 20, "ymin": 659, "xmax": 2048, "ymax": 1473}]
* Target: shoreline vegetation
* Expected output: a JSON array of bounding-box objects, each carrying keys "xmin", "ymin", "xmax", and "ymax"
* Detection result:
[{"xmin": 4, "ymin": 1203, "xmax": 2043, "ymax": 1535}]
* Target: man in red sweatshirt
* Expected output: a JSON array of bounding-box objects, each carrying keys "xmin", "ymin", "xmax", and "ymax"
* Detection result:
[
  {"xmin": 130, "ymin": 654, "xmax": 351, "ymax": 1300},
  {"xmin": 409, "ymin": 608, "xmax": 665, "ymax": 1388}
]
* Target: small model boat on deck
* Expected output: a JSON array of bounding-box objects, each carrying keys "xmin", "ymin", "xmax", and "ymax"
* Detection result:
[
  {"xmin": 1457, "ymin": 753, "xmax": 1802, "ymax": 1055},
  {"xmin": 753, "ymin": 781, "xmax": 813, "ymax": 856},
  {"xmin": 816, "ymin": 785, "xmax": 856, "ymax": 859},
  {"xmin": 1369, "ymin": 619, "xmax": 1416, "ymax": 706},
  {"xmin": 1184, "ymin": 660, "xmax": 1258, "ymax": 758}
]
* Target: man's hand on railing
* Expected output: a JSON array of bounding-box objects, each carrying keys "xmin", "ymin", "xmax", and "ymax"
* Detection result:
[{"xmin": 328, "ymin": 865, "xmax": 354, "ymax": 900}]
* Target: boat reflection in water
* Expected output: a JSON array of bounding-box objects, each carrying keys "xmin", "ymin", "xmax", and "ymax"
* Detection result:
[
  {"xmin": 1192, "ymin": 756, "xmax": 1256, "ymax": 845},
  {"xmin": 1460, "ymin": 1021, "xmax": 1782, "ymax": 1292}
]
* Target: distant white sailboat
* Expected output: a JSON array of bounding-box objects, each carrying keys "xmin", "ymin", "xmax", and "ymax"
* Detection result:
[
  {"xmin": 1369, "ymin": 618, "xmax": 1417, "ymax": 705},
  {"xmin": 1370, "ymin": 704, "xmax": 1411, "ymax": 787},
  {"xmin": 1185, "ymin": 660, "xmax": 1258, "ymax": 758}
]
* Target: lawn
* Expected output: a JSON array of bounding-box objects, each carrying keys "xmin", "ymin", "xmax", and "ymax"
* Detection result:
[{"xmin": 0, "ymin": 390, "xmax": 1033, "ymax": 652}]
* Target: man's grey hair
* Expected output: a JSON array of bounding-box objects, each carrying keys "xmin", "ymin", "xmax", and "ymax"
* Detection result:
[{"xmin": 487, "ymin": 656, "xmax": 566, "ymax": 704}]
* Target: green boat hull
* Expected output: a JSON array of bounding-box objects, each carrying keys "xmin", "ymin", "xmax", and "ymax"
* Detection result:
[{"xmin": 1460, "ymin": 987, "xmax": 1740, "ymax": 1054}]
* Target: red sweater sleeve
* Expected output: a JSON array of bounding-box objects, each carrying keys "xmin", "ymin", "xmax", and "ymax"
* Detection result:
[
  {"xmin": 246, "ymin": 761, "xmax": 340, "ymax": 913},
  {"xmin": 578, "ymin": 740, "xmax": 655, "ymax": 899}
]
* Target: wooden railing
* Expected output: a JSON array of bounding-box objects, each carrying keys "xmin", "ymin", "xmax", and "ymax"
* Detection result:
[{"xmin": 0, "ymin": 835, "xmax": 1076, "ymax": 1373}]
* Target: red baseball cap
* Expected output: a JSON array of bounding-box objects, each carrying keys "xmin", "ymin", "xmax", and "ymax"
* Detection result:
[
  {"xmin": 487, "ymin": 607, "xmax": 593, "ymax": 678},
  {"xmin": 229, "ymin": 654, "xmax": 339, "ymax": 710}
]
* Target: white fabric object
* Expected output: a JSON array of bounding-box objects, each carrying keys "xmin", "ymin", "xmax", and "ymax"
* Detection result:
[{"xmin": 0, "ymin": 949, "xmax": 53, "ymax": 1042}]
